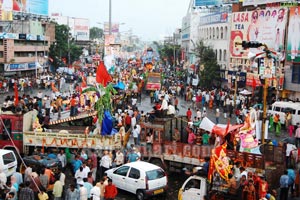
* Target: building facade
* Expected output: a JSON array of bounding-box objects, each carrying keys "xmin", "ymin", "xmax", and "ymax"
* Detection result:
[{"xmin": 0, "ymin": 20, "xmax": 53, "ymax": 77}]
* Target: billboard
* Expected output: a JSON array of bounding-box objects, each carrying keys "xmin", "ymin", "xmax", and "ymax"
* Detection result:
[
  {"xmin": 230, "ymin": 8, "xmax": 288, "ymax": 58},
  {"xmin": 243, "ymin": 0, "xmax": 287, "ymax": 6},
  {"xmin": 103, "ymin": 22, "xmax": 120, "ymax": 33},
  {"xmin": 287, "ymin": 6, "xmax": 300, "ymax": 62},
  {"xmin": 0, "ymin": 0, "xmax": 13, "ymax": 20},
  {"xmin": 194, "ymin": 0, "xmax": 222, "ymax": 6},
  {"xmin": 12, "ymin": 0, "xmax": 49, "ymax": 15},
  {"xmin": 199, "ymin": 12, "xmax": 228, "ymax": 25},
  {"xmin": 74, "ymin": 18, "xmax": 89, "ymax": 41}
]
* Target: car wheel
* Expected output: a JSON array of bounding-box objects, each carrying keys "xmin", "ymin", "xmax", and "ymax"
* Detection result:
[{"xmin": 136, "ymin": 190, "xmax": 145, "ymax": 200}]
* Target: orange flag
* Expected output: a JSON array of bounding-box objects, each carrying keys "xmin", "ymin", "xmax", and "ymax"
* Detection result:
[{"xmin": 96, "ymin": 61, "xmax": 112, "ymax": 86}]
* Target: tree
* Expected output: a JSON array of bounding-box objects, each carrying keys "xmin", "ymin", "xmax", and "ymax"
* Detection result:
[
  {"xmin": 193, "ymin": 40, "xmax": 221, "ymax": 88},
  {"xmin": 90, "ymin": 27, "xmax": 104, "ymax": 40},
  {"xmin": 49, "ymin": 23, "xmax": 82, "ymax": 69},
  {"xmin": 153, "ymin": 41, "xmax": 181, "ymax": 66}
]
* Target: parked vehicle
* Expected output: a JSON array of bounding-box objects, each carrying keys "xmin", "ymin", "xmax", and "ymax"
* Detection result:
[
  {"xmin": 178, "ymin": 175, "xmax": 207, "ymax": 200},
  {"xmin": 0, "ymin": 110, "xmax": 123, "ymax": 156},
  {"xmin": 105, "ymin": 161, "xmax": 168, "ymax": 200},
  {"xmin": 268, "ymin": 101, "xmax": 300, "ymax": 125},
  {"xmin": 0, "ymin": 149, "xmax": 17, "ymax": 177},
  {"xmin": 22, "ymin": 154, "xmax": 62, "ymax": 173}
]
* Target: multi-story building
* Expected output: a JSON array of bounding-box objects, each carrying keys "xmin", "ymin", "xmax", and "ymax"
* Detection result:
[
  {"xmin": 0, "ymin": 16, "xmax": 53, "ymax": 77},
  {"xmin": 183, "ymin": 0, "xmax": 300, "ymax": 99}
]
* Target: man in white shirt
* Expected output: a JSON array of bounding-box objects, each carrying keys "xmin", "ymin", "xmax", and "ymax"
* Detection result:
[
  {"xmin": 160, "ymin": 96, "xmax": 168, "ymax": 117},
  {"xmin": 79, "ymin": 181, "xmax": 88, "ymax": 200},
  {"xmin": 90, "ymin": 183, "xmax": 101, "ymax": 200},
  {"xmin": 167, "ymin": 102, "xmax": 176, "ymax": 117},
  {"xmin": 57, "ymin": 149, "xmax": 66, "ymax": 168},
  {"xmin": 100, "ymin": 151, "xmax": 111, "ymax": 178},
  {"xmin": 114, "ymin": 149, "xmax": 124, "ymax": 167},
  {"xmin": 82, "ymin": 163, "xmax": 90, "ymax": 179}
]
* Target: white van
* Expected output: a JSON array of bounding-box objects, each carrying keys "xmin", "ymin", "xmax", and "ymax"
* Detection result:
[
  {"xmin": 0, "ymin": 149, "xmax": 17, "ymax": 177},
  {"xmin": 268, "ymin": 101, "xmax": 300, "ymax": 125}
]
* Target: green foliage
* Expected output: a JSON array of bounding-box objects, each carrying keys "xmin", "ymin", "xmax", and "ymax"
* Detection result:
[
  {"xmin": 49, "ymin": 23, "xmax": 82, "ymax": 69},
  {"xmin": 152, "ymin": 41, "xmax": 181, "ymax": 66},
  {"xmin": 82, "ymin": 84, "xmax": 117, "ymax": 124},
  {"xmin": 90, "ymin": 27, "xmax": 103, "ymax": 40},
  {"xmin": 193, "ymin": 40, "xmax": 221, "ymax": 88}
]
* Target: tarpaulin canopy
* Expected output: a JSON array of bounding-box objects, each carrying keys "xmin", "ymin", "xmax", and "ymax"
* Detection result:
[{"xmin": 199, "ymin": 117, "xmax": 243, "ymax": 137}]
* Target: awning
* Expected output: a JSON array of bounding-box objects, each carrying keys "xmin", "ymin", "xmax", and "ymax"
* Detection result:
[{"xmin": 199, "ymin": 117, "xmax": 243, "ymax": 137}]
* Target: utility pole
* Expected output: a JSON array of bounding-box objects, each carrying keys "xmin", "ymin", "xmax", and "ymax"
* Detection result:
[
  {"xmin": 235, "ymin": 41, "xmax": 277, "ymax": 144},
  {"xmin": 261, "ymin": 77, "xmax": 268, "ymax": 144},
  {"xmin": 173, "ymin": 33, "xmax": 176, "ymax": 66},
  {"xmin": 109, "ymin": 0, "xmax": 112, "ymax": 35}
]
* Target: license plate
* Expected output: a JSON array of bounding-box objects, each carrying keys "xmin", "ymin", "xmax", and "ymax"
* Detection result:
[{"xmin": 153, "ymin": 188, "xmax": 164, "ymax": 195}]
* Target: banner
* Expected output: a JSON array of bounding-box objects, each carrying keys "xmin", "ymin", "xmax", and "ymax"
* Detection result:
[
  {"xmin": 230, "ymin": 8, "xmax": 288, "ymax": 58},
  {"xmin": 287, "ymin": 6, "xmax": 300, "ymax": 62},
  {"xmin": 74, "ymin": 18, "xmax": 89, "ymax": 41},
  {"xmin": 246, "ymin": 73, "xmax": 261, "ymax": 87}
]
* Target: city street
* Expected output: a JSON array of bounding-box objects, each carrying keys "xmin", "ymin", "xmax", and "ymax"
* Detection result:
[{"xmin": 0, "ymin": 85, "xmax": 294, "ymax": 200}]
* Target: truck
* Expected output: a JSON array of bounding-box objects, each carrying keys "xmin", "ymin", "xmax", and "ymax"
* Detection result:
[
  {"xmin": 145, "ymin": 72, "xmax": 161, "ymax": 91},
  {"xmin": 137, "ymin": 116, "xmax": 286, "ymax": 191},
  {"xmin": 0, "ymin": 110, "xmax": 123, "ymax": 156}
]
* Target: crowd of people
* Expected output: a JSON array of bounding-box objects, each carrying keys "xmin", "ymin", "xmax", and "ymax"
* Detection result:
[{"xmin": 1, "ymin": 59, "xmax": 300, "ymax": 200}]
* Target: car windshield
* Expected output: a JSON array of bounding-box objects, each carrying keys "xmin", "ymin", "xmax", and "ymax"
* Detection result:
[{"xmin": 146, "ymin": 168, "xmax": 165, "ymax": 180}]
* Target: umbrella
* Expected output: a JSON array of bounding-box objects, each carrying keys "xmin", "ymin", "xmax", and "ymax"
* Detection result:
[{"xmin": 239, "ymin": 89, "xmax": 252, "ymax": 95}]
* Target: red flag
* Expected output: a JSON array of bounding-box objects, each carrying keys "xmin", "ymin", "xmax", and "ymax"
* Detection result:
[
  {"xmin": 14, "ymin": 82, "xmax": 18, "ymax": 106},
  {"xmin": 252, "ymin": 76, "xmax": 256, "ymax": 89},
  {"xmin": 96, "ymin": 61, "xmax": 112, "ymax": 86}
]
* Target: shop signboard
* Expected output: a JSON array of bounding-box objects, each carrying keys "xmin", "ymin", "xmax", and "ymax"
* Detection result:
[
  {"xmin": 287, "ymin": 6, "xmax": 300, "ymax": 62},
  {"xmin": 0, "ymin": 32, "xmax": 18, "ymax": 39},
  {"xmin": 4, "ymin": 62, "xmax": 36, "ymax": 71},
  {"xmin": 230, "ymin": 8, "xmax": 287, "ymax": 59}
]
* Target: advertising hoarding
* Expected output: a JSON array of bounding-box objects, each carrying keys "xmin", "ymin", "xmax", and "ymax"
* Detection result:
[
  {"xmin": 243, "ymin": 0, "xmax": 287, "ymax": 6},
  {"xmin": 74, "ymin": 18, "xmax": 89, "ymax": 41},
  {"xmin": 194, "ymin": 0, "xmax": 222, "ymax": 7},
  {"xmin": 287, "ymin": 6, "xmax": 300, "ymax": 62},
  {"xmin": 229, "ymin": 8, "xmax": 287, "ymax": 58},
  {"xmin": 0, "ymin": 0, "xmax": 13, "ymax": 20},
  {"xmin": 200, "ymin": 12, "xmax": 228, "ymax": 25},
  {"xmin": 12, "ymin": 0, "xmax": 48, "ymax": 15},
  {"xmin": 103, "ymin": 22, "xmax": 120, "ymax": 33}
]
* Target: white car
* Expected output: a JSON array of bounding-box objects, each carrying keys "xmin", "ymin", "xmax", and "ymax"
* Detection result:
[{"xmin": 105, "ymin": 161, "xmax": 168, "ymax": 200}]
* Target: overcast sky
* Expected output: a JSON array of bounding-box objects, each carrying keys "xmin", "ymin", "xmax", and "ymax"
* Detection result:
[{"xmin": 49, "ymin": 0, "xmax": 191, "ymax": 41}]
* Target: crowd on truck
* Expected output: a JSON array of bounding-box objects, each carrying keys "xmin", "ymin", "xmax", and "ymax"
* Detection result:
[{"xmin": 1, "ymin": 54, "xmax": 300, "ymax": 200}]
